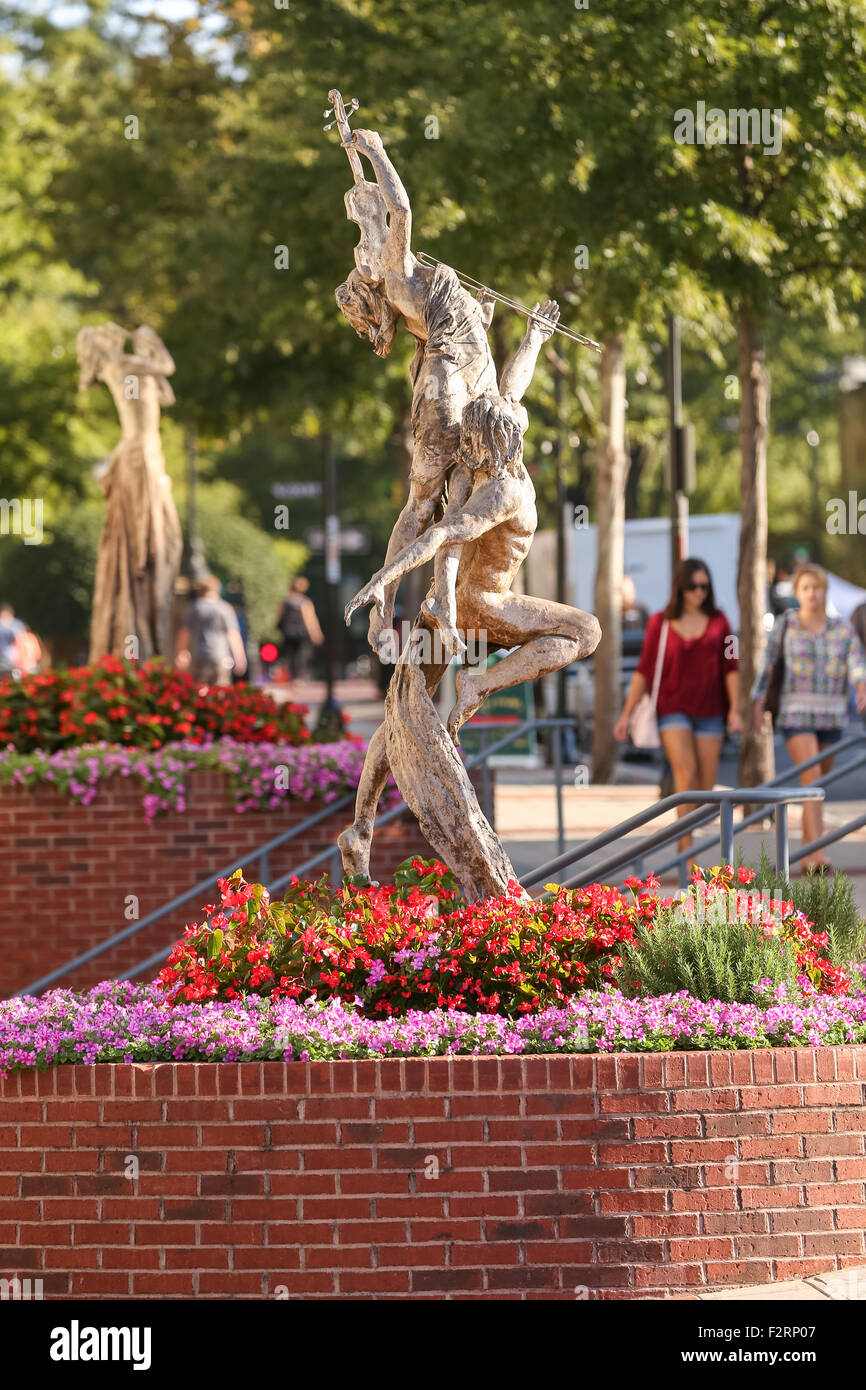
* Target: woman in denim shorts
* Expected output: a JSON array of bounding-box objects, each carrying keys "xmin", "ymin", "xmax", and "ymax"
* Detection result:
[{"xmin": 615, "ymin": 559, "xmax": 741, "ymax": 862}]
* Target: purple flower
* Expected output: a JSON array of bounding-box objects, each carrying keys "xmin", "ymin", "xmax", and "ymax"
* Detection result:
[{"xmin": 2, "ymin": 979, "xmax": 865, "ymax": 1077}]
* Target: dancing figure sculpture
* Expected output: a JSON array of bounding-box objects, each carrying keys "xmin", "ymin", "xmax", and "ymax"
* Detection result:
[
  {"xmin": 340, "ymin": 304, "xmax": 601, "ymax": 899},
  {"xmin": 328, "ymin": 92, "xmax": 601, "ymax": 899},
  {"xmin": 77, "ymin": 323, "xmax": 183, "ymax": 662},
  {"xmin": 332, "ymin": 107, "xmax": 500, "ymax": 657}
]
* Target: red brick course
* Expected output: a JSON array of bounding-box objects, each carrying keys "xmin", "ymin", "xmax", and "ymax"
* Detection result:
[
  {"xmin": 0, "ymin": 774, "xmax": 434, "ymax": 996},
  {"xmin": 1, "ymin": 1048, "xmax": 865, "ymax": 1299}
]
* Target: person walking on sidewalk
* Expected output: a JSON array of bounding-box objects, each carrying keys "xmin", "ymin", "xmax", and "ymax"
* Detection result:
[
  {"xmin": 276, "ymin": 577, "xmax": 324, "ymax": 681},
  {"xmin": 176, "ymin": 575, "xmax": 247, "ymax": 687},
  {"xmin": 0, "ymin": 603, "xmax": 24, "ymax": 677},
  {"xmin": 752, "ymin": 562, "xmax": 866, "ymax": 874},
  {"xmin": 614, "ymin": 558, "xmax": 741, "ymax": 859}
]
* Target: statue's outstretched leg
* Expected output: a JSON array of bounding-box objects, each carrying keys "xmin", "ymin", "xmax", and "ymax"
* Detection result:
[
  {"xmin": 339, "ymin": 628, "xmax": 450, "ymax": 878},
  {"xmin": 447, "ymin": 596, "xmax": 601, "ymax": 744}
]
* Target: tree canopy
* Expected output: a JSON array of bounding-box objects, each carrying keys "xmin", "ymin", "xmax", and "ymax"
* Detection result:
[{"xmin": 1, "ymin": 0, "xmax": 865, "ymax": 653}]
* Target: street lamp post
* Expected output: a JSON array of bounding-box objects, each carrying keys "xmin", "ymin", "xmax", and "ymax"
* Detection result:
[
  {"xmin": 666, "ymin": 314, "xmax": 696, "ymax": 578},
  {"xmin": 322, "ymin": 434, "xmax": 342, "ymax": 717}
]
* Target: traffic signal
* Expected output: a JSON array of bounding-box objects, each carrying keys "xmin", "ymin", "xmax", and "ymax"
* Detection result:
[{"xmin": 259, "ymin": 641, "xmax": 279, "ymax": 673}]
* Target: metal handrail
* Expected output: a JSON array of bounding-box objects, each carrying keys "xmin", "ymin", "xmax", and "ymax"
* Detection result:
[
  {"xmin": 19, "ymin": 716, "xmax": 574, "ymax": 993},
  {"xmin": 17, "ymin": 790, "xmax": 354, "ymax": 996},
  {"xmin": 654, "ymin": 732, "xmax": 866, "ymax": 880},
  {"xmin": 521, "ymin": 787, "xmax": 825, "ymax": 892}
]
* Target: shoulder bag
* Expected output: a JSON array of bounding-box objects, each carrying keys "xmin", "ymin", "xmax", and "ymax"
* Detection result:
[
  {"xmin": 628, "ymin": 620, "xmax": 669, "ymax": 749},
  {"xmin": 764, "ymin": 612, "xmax": 789, "ymax": 726}
]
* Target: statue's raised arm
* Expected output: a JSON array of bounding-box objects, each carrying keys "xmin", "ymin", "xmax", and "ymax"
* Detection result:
[
  {"xmin": 324, "ymin": 90, "xmax": 389, "ymax": 284},
  {"xmin": 342, "ymin": 128, "xmax": 413, "ymax": 274}
]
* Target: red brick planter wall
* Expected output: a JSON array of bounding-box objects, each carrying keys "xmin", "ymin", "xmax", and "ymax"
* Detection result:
[
  {"xmin": 1, "ymin": 1048, "xmax": 865, "ymax": 1300},
  {"xmin": 0, "ymin": 774, "xmax": 434, "ymax": 997}
]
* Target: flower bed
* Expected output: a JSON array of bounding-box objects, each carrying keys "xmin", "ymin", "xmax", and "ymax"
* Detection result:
[
  {"xmin": 3, "ymin": 978, "xmax": 866, "ymax": 1075},
  {"xmin": 157, "ymin": 862, "xmax": 853, "ymax": 1014},
  {"xmin": 0, "ymin": 738, "xmax": 380, "ymax": 819},
  {"xmin": 0, "ymin": 656, "xmax": 318, "ymax": 752}
]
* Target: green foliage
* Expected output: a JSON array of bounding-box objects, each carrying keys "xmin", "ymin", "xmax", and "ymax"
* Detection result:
[
  {"xmin": 3, "ymin": 0, "xmax": 866, "ymax": 612},
  {"xmin": 615, "ymin": 910, "xmax": 803, "ymax": 1005},
  {"xmin": 749, "ymin": 846, "xmax": 866, "ymax": 969},
  {"xmin": 0, "ymin": 503, "xmax": 103, "ymax": 648}
]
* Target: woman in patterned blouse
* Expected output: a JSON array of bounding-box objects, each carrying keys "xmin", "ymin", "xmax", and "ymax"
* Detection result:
[{"xmin": 752, "ymin": 563, "xmax": 866, "ymax": 873}]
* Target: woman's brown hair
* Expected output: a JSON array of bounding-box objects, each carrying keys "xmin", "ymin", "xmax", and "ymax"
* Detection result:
[{"xmin": 664, "ymin": 557, "xmax": 719, "ymax": 620}]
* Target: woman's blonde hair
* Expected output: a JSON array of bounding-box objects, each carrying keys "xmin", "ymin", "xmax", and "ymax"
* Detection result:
[{"xmin": 792, "ymin": 562, "xmax": 828, "ymax": 595}]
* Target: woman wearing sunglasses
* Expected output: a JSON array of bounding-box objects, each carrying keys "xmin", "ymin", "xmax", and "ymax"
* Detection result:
[{"xmin": 614, "ymin": 558, "xmax": 741, "ymax": 859}]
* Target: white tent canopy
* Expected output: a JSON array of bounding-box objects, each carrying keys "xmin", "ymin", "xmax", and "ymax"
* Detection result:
[{"xmin": 825, "ymin": 570, "xmax": 866, "ymax": 622}]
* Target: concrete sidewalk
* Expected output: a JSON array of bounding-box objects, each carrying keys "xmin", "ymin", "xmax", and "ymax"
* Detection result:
[
  {"xmin": 496, "ymin": 780, "xmax": 866, "ymax": 907},
  {"xmin": 693, "ymin": 1266, "xmax": 866, "ymax": 1300}
]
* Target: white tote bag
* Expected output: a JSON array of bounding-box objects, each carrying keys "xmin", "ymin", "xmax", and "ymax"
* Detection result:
[{"xmin": 628, "ymin": 621, "xmax": 669, "ymax": 750}]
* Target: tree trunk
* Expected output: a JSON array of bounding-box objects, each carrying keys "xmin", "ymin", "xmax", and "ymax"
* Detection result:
[
  {"xmin": 592, "ymin": 334, "xmax": 628, "ymax": 783},
  {"xmin": 736, "ymin": 305, "xmax": 774, "ymax": 785}
]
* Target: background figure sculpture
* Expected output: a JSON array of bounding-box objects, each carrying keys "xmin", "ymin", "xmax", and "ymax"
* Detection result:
[{"xmin": 77, "ymin": 323, "xmax": 182, "ymax": 662}]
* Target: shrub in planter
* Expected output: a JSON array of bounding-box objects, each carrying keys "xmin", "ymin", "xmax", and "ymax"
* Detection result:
[
  {"xmin": 0, "ymin": 656, "xmax": 317, "ymax": 752},
  {"xmin": 615, "ymin": 865, "xmax": 849, "ymax": 1002},
  {"xmin": 158, "ymin": 859, "xmax": 648, "ymax": 1016}
]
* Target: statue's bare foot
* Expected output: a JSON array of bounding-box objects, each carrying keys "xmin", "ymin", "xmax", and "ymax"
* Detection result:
[
  {"xmin": 337, "ymin": 825, "xmax": 371, "ymax": 880},
  {"xmin": 421, "ymin": 594, "xmax": 466, "ymax": 661},
  {"xmin": 446, "ymin": 666, "xmax": 487, "ymax": 746}
]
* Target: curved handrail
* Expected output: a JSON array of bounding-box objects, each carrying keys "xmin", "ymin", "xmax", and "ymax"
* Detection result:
[
  {"xmin": 655, "ymin": 732, "xmax": 866, "ymax": 879},
  {"xmin": 520, "ymin": 787, "xmax": 824, "ymax": 891},
  {"xmin": 19, "ymin": 717, "xmax": 574, "ymax": 994}
]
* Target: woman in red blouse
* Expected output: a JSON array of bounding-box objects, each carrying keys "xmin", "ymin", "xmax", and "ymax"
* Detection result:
[{"xmin": 614, "ymin": 558, "xmax": 741, "ymax": 857}]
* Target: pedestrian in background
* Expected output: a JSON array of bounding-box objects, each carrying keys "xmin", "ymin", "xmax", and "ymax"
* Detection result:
[
  {"xmin": 225, "ymin": 579, "xmax": 250, "ymax": 686},
  {"xmin": 0, "ymin": 603, "xmax": 25, "ymax": 677},
  {"xmin": 12, "ymin": 624, "xmax": 42, "ymax": 674},
  {"xmin": 176, "ymin": 574, "xmax": 247, "ymax": 686},
  {"xmin": 621, "ymin": 574, "xmax": 649, "ymax": 631},
  {"xmin": 614, "ymin": 558, "xmax": 741, "ymax": 860},
  {"xmin": 276, "ymin": 577, "xmax": 324, "ymax": 681},
  {"xmin": 753, "ymin": 562, "xmax": 866, "ymax": 874}
]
